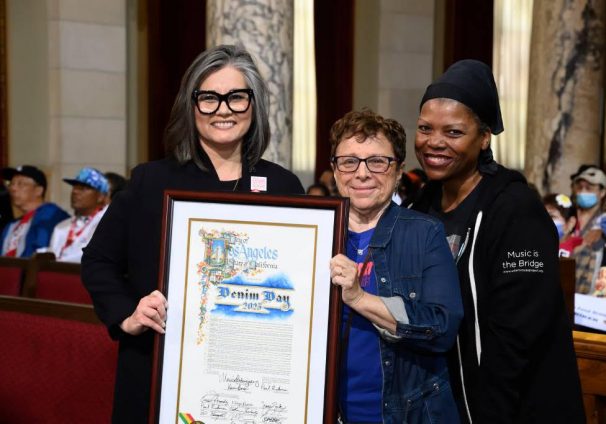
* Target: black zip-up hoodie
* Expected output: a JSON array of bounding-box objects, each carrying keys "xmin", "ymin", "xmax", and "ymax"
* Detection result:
[{"xmin": 414, "ymin": 165, "xmax": 585, "ymax": 423}]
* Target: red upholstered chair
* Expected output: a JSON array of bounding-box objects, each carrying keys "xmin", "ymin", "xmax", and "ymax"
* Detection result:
[
  {"xmin": 35, "ymin": 269, "xmax": 91, "ymax": 304},
  {"xmin": 0, "ymin": 257, "xmax": 29, "ymax": 296},
  {"xmin": 25, "ymin": 254, "xmax": 91, "ymax": 304},
  {"xmin": 0, "ymin": 296, "xmax": 117, "ymax": 423}
]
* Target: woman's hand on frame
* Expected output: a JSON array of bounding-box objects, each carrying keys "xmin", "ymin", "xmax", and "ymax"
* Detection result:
[
  {"xmin": 330, "ymin": 254, "xmax": 365, "ymax": 307},
  {"xmin": 120, "ymin": 290, "xmax": 168, "ymax": 336}
]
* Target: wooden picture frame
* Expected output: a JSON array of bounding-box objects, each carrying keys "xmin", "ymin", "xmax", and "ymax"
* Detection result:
[{"xmin": 149, "ymin": 190, "xmax": 348, "ymax": 424}]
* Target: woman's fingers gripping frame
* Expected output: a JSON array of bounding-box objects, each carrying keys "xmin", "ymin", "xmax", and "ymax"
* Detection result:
[{"xmin": 135, "ymin": 290, "xmax": 169, "ymax": 334}]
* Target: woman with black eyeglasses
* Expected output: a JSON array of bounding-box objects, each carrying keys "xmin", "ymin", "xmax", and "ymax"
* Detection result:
[
  {"xmin": 81, "ymin": 44, "xmax": 303, "ymax": 422},
  {"xmin": 328, "ymin": 109, "xmax": 463, "ymax": 423}
]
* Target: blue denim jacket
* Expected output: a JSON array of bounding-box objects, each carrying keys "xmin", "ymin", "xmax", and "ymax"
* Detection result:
[{"xmin": 369, "ymin": 203, "xmax": 463, "ymax": 423}]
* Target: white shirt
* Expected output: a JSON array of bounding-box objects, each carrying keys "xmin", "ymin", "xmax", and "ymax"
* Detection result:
[
  {"xmin": 48, "ymin": 205, "xmax": 107, "ymax": 263},
  {"xmin": 392, "ymin": 192, "xmax": 402, "ymax": 205},
  {"xmin": 1, "ymin": 218, "xmax": 33, "ymax": 256}
]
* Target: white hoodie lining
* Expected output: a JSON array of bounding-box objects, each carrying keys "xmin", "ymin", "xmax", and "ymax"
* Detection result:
[
  {"xmin": 457, "ymin": 212, "xmax": 483, "ymax": 424},
  {"xmin": 457, "ymin": 336, "xmax": 473, "ymax": 423},
  {"xmin": 469, "ymin": 211, "xmax": 483, "ymax": 363}
]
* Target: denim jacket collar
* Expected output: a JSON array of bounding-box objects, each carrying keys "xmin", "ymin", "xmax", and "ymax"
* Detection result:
[{"xmin": 369, "ymin": 201, "xmax": 399, "ymax": 248}]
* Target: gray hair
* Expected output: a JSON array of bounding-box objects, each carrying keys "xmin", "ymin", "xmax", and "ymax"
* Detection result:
[{"xmin": 164, "ymin": 44, "xmax": 270, "ymax": 170}]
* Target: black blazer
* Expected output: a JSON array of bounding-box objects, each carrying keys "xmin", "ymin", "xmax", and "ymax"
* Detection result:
[{"xmin": 82, "ymin": 157, "xmax": 304, "ymax": 423}]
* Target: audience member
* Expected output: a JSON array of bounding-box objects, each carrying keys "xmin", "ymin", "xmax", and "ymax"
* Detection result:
[
  {"xmin": 569, "ymin": 165, "xmax": 606, "ymax": 294},
  {"xmin": 319, "ymin": 168, "xmax": 338, "ymax": 196},
  {"xmin": 105, "ymin": 171, "xmax": 128, "ymax": 200},
  {"xmin": 47, "ymin": 168, "xmax": 109, "ymax": 263},
  {"xmin": 398, "ymin": 168, "xmax": 427, "ymax": 207},
  {"xmin": 306, "ymin": 183, "xmax": 329, "ymax": 196},
  {"xmin": 542, "ymin": 193, "xmax": 580, "ymax": 257},
  {"xmin": 409, "ymin": 167, "xmax": 428, "ymax": 185},
  {"xmin": 0, "ymin": 182, "xmax": 13, "ymax": 233},
  {"xmin": 0, "ymin": 165, "xmax": 68, "ymax": 257}
]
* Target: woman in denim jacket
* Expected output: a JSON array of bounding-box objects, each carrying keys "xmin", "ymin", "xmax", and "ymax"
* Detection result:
[{"xmin": 329, "ymin": 109, "xmax": 463, "ymax": 423}]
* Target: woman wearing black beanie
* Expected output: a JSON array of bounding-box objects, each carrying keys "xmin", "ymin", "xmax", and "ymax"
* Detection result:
[{"xmin": 412, "ymin": 60, "xmax": 585, "ymax": 424}]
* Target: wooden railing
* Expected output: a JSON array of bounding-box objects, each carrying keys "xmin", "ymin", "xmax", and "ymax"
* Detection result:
[
  {"xmin": 559, "ymin": 257, "xmax": 606, "ymax": 424},
  {"xmin": 575, "ymin": 331, "xmax": 606, "ymax": 423}
]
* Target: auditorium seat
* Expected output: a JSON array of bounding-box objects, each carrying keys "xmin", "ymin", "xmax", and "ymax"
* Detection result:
[
  {"xmin": 0, "ymin": 296, "xmax": 117, "ymax": 423},
  {"xmin": 35, "ymin": 263, "xmax": 91, "ymax": 304},
  {"xmin": 22, "ymin": 253, "xmax": 91, "ymax": 304},
  {"xmin": 0, "ymin": 257, "xmax": 29, "ymax": 296}
]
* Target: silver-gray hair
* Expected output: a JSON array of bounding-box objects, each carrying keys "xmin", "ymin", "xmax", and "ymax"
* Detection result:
[{"xmin": 164, "ymin": 44, "xmax": 270, "ymax": 170}]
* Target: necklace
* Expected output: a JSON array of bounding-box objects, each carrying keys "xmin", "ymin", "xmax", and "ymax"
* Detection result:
[
  {"xmin": 232, "ymin": 177, "xmax": 240, "ymax": 192},
  {"xmin": 348, "ymin": 239, "xmax": 369, "ymax": 256}
]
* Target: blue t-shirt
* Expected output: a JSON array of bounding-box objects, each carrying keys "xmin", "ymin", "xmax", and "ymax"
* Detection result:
[{"xmin": 339, "ymin": 228, "xmax": 382, "ymax": 423}]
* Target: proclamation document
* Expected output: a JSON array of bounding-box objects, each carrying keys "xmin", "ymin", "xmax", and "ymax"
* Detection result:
[{"xmin": 157, "ymin": 206, "xmax": 334, "ymax": 424}]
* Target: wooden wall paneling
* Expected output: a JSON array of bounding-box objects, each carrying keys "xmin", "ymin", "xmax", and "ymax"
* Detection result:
[
  {"xmin": 0, "ymin": 0, "xmax": 7, "ymax": 168},
  {"xmin": 313, "ymin": 0, "xmax": 354, "ymax": 181},
  {"xmin": 442, "ymin": 0, "xmax": 494, "ymax": 71},
  {"xmin": 146, "ymin": 0, "xmax": 206, "ymax": 161}
]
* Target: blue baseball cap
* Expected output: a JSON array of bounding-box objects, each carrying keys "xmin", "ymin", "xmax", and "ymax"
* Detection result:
[{"xmin": 63, "ymin": 167, "xmax": 109, "ymax": 194}]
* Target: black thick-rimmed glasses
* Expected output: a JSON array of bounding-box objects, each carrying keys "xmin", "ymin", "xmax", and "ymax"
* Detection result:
[
  {"xmin": 331, "ymin": 155, "xmax": 397, "ymax": 173},
  {"xmin": 191, "ymin": 88, "xmax": 254, "ymax": 115}
]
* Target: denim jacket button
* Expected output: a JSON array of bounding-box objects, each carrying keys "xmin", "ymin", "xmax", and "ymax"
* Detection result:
[
  {"xmin": 425, "ymin": 329, "xmax": 433, "ymax": 335},
  {"xmin": 409, "ymin": 291, "xmax": 416, "ymax": 299},
  {"xmin": 380, "ymin": 277, "xmax": 386, "ymax": 283},
  {"xmin": 434, "ymin": 383, "xmax": 440, "ymax": 391},
  {"xmin": 384, "ymin": 360, "xmax": 391, "ymax": 366}
]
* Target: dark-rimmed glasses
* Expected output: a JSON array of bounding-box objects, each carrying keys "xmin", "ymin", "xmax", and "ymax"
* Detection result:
[
  {"xmin": 331, "ymin": 155, "xmax": 397, "ymax": 173},
  {"xmin": 191, "ymin": 89, "xmax": 254, "ymax": 115}
]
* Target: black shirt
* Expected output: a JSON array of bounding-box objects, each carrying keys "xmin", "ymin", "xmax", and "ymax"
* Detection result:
[{"xmin": 427, "ymin": 179, "xmax": 483, "ymax": 263}]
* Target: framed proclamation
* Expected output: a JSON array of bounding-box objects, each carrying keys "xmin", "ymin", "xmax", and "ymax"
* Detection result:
[{"xmin": 149, "ymin": 190, "xmax": 349, "ymax": 424}]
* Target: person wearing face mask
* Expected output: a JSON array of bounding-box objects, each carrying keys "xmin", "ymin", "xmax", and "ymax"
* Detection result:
[
  {"xmin": 542, "ymin": 193, "xmax": 580, "ymax": 257},
  {"xmin": 568, "ymin": 165, "xmax": 606, "ymax": 294},
  {"xmin": 544, "ymin": 193, "xmax": 572, "ymax": 239}
]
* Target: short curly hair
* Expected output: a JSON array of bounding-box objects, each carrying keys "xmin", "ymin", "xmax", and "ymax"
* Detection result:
[{"xmin": 329, "ymin": 109, "xmax": 406, "ymax": 163}]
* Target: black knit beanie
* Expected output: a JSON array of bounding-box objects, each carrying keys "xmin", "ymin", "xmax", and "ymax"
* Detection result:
[
  {"xmin": 420, "ymin": 59, "xmax": 503, "ymax": 174},
  {"xmin": 420, "ymin": 59, "xmax": 504, "ymax": 134}
]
